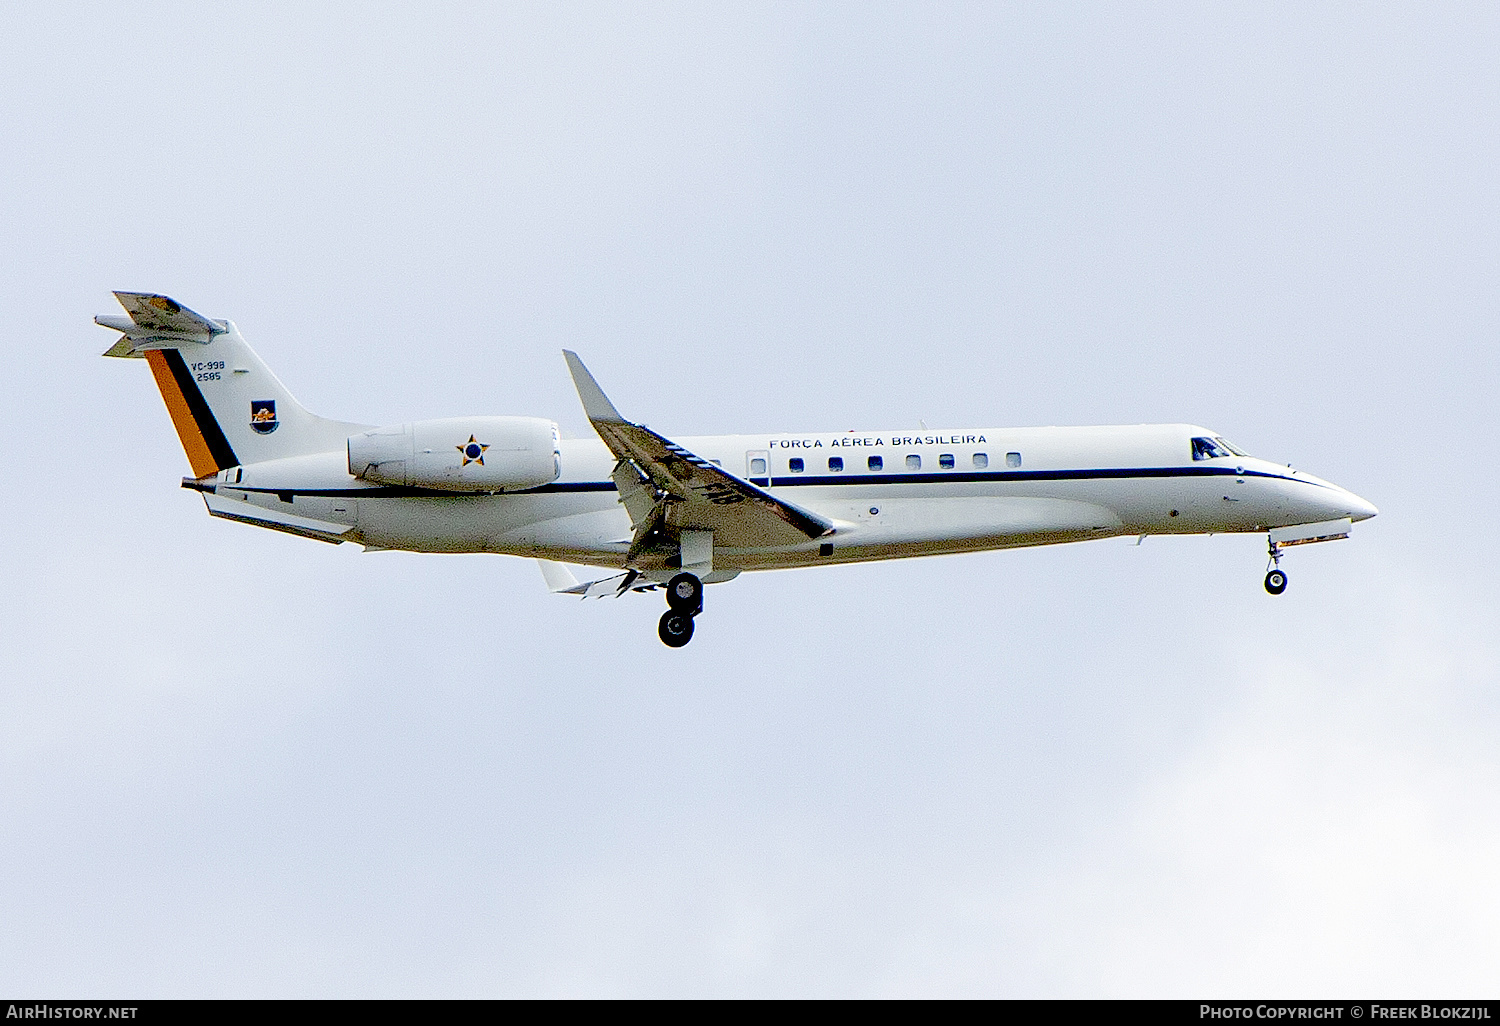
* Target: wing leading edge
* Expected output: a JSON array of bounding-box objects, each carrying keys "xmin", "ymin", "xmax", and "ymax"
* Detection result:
[{"xmin": 563, "ymin": 351, "xmax": 833, "ymax": 552}]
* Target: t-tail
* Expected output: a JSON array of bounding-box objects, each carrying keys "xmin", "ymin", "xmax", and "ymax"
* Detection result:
[{"xmin": 99, "ymin": 292, "xmax": 367, "ymax": 476}]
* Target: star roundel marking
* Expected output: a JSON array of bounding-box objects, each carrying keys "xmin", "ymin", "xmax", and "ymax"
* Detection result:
[{"xmin": 457, "ymin": 434, "xmax": 489, "ymax": 466}]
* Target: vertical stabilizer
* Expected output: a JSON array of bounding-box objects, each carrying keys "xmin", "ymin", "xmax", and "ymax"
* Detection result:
[{"xmin": 100, "ymin": 292, "xmax": 369, "ymax": 473}]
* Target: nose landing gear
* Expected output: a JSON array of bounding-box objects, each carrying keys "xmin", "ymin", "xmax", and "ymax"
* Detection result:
[
  {"xmin": 658, "ymin": 572, "xmax": 703, "ymax": 647},
  {"xmin": 1264, "ymin": 540, "xmax": 1288, "ymax": 595}
]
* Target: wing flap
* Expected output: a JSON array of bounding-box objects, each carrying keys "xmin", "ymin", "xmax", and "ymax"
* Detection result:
[
  {"xmin": 537, "ymin": 560, "xmax": 659, "ymax": 598},
  {"xmin": 610, "ymin": 457, "xmax": 660, "ymax": 530}
]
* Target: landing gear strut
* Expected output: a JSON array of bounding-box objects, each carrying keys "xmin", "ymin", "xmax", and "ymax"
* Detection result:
[
  {"xmin": 658, "ymin": 572, "xmax": 703, "ymax": 647},
  {"xmin": 1264, "ymin": 540, "xmax": 1288, "ymax": 595}
]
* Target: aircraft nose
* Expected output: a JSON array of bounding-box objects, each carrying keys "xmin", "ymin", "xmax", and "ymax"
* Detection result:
[
  {"xmin": 1342, "ymin": 490, "xmax": 1378, "ymax": 522},
  {"xmin": 1332, "ymin": 486, "xmax": 1374, "ymax": 522}
]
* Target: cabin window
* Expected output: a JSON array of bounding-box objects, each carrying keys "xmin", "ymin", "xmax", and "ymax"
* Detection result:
[
  {"xmin": 906, "ymin": 454, "xmax": 921, "ymax": 470},
  {"xmin": 939, "ymin": 453, "xmax": 955, "ymax": 469},
  {"xmin": 1006, "ymin": 452, "xmax": 1022, "ymax": 468},
  {"xmin": 973, "ymin": 452, "xmax": 989, "ymax": 469},
  {"xmin": 867, "ymin": 455, "xmax": 883, "ymax": 471},
  {"xmin": 789, "ymin": 457, "xmax": 804, "ymax": 473},
  {"xmin": 1191, "ymin": 437, "xmax": 1231, "ymax": 461},
  {"xmin": 750, "ymin": 457, "xmax": 767, "ymax": 475},
  {"xmin": 828, "ymin": 456, "xmax": 844, "ymax": 472}
]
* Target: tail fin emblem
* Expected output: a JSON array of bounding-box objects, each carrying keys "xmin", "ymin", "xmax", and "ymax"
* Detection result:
[{"xmin": 250, "ymin": 400, "xmax": 279, "ymax": 434}]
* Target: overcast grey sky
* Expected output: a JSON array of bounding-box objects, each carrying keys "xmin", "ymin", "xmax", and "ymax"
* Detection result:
[{"xmin": 2, "ymin": 2, "xmax": 1497, "ymax": 997}]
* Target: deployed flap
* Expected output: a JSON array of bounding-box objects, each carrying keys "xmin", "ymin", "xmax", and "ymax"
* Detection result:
[
  {"xmin": 537, "ymin": 560, "xmax": 659, "ymax": 599},
  {"xmin": 563, "ymin": 351, "xmax": 833, "ymax": 549},
  {"xmin": 610, "ymin": 456, "xmax": 660, "ymax": 530}
]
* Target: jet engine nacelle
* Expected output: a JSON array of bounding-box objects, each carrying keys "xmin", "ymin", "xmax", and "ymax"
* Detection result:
[{"xmin": 348, "ymin": 416, "xmax": 560, "ymax": 492}]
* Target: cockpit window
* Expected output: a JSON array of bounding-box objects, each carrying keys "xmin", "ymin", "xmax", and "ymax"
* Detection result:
[
  {"xmin": 1191, "ymin": 436, "xmax": 1231, "ymax": 461},
  {"xmin": 1215, "ymin": 437, "xmax": 1249, "ymax": 457}
]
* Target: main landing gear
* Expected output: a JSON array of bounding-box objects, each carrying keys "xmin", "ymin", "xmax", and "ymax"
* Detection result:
[
  {"xmin": 657, "ymin": 572, "xmax": 704, "ymax": 648},
  {"xmin": 1264, "ymin": 539, "xmax": 1288, "ymax": 595}
]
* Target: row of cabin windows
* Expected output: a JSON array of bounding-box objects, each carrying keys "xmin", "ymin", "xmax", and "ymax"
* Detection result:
[{"xmin": 779, "ymin": 452, "xmax": 1022, "ymax": 474}]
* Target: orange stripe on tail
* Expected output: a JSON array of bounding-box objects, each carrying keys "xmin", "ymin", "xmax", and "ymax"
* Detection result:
[{"xmin": 145, "ymin": 349, "xmax": 219, "ymax": 477}]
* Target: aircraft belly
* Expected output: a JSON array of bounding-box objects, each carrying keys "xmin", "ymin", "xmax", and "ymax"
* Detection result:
[
  {"xmin": 355, "ymin": 492, "xmax": 625, "ymax": 554},
  {"xmin": 830, "ymin": 496, "xmax": 1121, "ymax": 546},
  {"xmin": 711, "ymin": 495, "xmax": 1124, "ymax": 570},
  {"xmin": 493, "ymin": 508, "xmax": 634, "ymax": 563}
]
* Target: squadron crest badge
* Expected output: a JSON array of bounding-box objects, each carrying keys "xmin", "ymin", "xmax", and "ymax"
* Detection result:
[{"xmin": 250, "ymin": 400, "xmax": 279, "ymax": 434}]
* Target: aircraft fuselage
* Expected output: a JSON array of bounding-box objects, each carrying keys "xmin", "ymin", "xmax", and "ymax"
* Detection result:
[{"xmin": 203, "ymin": 423, "xmax": 1375, "ymax": 573}]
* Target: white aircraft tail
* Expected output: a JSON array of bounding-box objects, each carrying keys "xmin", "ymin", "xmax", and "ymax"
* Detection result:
[{"xmin": 99, "ymin": 292, "xmax": 368, "ymax": 476}]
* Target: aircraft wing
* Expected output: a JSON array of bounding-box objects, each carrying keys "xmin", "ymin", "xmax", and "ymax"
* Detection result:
[{"xmin": 564, "ymin": 351, "xmax": 833, "ymax": 550}]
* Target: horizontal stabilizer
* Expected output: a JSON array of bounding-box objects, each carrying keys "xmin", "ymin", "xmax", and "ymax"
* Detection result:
[
  {"xmin": 98, "ymin": 292, "xmax": 224, "ymax": 357},
  {"xmin": 112, "ymin": 291, "xmax": 223, "ymax": 337},
  {"xmin": 100, "ymin": 333, "xmax": 143, "ymax": 359}
]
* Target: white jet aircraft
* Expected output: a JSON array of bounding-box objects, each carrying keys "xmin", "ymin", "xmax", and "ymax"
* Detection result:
[{"xmin": 102, "ymin": 292, "xmax": 1377, "ymax": 647}]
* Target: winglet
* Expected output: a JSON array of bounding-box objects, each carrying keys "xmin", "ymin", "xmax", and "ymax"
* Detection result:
[{"xmin": 563, "ymin": 351, "xmax": 628, "ymax": 425}]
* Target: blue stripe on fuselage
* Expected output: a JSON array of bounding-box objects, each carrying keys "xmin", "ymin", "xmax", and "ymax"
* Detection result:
[{"xmin": 231, "ymin": 464, "xmax": 1325, "ymax": 499}]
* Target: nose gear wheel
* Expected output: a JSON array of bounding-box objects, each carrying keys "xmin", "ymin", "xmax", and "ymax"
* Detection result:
[{"xmin": 1264, "ymin": 539, "xmax": 1288, "ymax": 595}]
